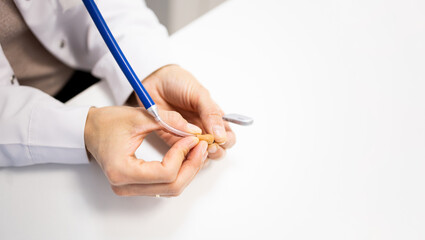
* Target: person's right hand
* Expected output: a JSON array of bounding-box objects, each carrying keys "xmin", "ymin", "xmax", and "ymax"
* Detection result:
[
  {"xmin": 140, "ymin": 65, "xmax": 237, "ymax": 159},
  {"xmin": 84, "ymin": 106, "xmax": 208, "ymax": 197}
]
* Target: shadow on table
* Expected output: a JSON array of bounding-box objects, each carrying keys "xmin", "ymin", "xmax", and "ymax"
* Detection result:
[
  {"xmin": 1, "ymin": 133, "xmax": 223, "ymax": 223},
  {"xmin": 0, "ymin": 134, "xmax": 171, "ymax": 214}
]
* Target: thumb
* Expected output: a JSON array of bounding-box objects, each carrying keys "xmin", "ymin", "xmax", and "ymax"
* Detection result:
[{"xmin": 158, "ymin": 110, "xmax": 202, "ymax": 135}]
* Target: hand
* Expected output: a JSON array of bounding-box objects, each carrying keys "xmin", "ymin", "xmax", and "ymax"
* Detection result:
[
  {"xmin": 84, "ymin": 106, "xmax": 209, "ymax": 197},
  {"xmin": 141, "ymin": 65, "xmax": 236, "ymax": 159}
]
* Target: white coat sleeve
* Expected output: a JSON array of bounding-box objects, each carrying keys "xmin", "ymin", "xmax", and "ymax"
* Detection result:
[
  {"xmin": 0, "ymin": 51, "xmax": 91, "ymax": 167},
  {"xmin": 0, "ymin": 86, "xmax": 91, "ymax": 167},
  {"xmin": 88, "ymin": 0, "xmax": 175, "ymax": 105}
]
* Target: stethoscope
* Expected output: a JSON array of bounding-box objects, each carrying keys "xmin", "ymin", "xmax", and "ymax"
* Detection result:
[{"xmin": 82, "ymin": 0, "xmax": 252, "ymax": 137}]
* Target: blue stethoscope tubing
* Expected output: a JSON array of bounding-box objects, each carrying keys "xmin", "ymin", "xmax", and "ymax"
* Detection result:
[
  {"xmin": 82, "ymin": 0, "xmax": 253, "ymax": 137},
  {"xmin": 82, "ymin": 0, "xmax": 155, "ymax": 110},
  {"xmin": 82, "ymin": 0, "xmax": 196, "ymax": 137}
]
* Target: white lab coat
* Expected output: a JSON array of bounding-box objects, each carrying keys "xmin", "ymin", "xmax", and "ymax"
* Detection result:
[{"xmin": 0, "ymin": 0, "xmax": 173, "ymax": 166}]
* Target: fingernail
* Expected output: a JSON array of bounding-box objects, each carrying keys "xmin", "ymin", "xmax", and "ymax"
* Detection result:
[
  {"xmin": 212, "ymin": 125, "xmax": 226, "ymax": 142},
  {"xmin": 187, "ymin": 123, "xmax": 202, "ymax": 134},
  {"xmin": 208, "ymin": 144, "xmax": 218, "ymax": 154}
]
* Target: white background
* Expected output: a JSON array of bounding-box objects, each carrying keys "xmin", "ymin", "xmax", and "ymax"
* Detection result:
[{"xmin": 1, "ymin": 0, "xmax": 425, "ymax": 239}]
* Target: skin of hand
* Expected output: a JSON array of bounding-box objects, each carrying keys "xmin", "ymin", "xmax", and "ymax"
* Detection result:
[
  {"xmin": 84, "ymin": 106, "xmax": 209, "ymax": 197},
  {"xmin": 140, "ymin": 65, "xmax": 236, "ymax": 159}
]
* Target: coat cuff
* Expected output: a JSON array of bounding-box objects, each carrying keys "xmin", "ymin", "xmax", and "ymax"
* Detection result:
[{"xmin": 29, "ymin": 97, "xmax": 91, "ymax": 165}]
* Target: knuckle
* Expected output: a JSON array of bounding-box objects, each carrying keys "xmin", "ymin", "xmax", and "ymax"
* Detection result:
[
  {"xmin": 208, "ymin": 152, "xmax": 221, "ymax": 159},
  {"xmin": 209, "ymin": 147, "xmax": 227, "ymax": 159},
  {"xmin": 111, "ymin": 186, "xmax": 127, "ymax": 196},
  {"xmin": 224, "ymin": 134, "xmax": 236, "ymax": 148},
  {"xmin": 203, "ymin": 111, "xmax": 223, "ymax": 120},
  {"xmin": 207, "ymin": 111, "xmax": 223, "ymax": 117}
]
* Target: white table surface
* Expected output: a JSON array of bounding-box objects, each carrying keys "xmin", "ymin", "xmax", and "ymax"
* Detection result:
[{"xmin": 2, "ymin": 0, "xmax": 425, "ymax": 239}]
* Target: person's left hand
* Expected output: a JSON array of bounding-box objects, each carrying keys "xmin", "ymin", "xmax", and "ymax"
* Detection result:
[
  {"xmin": 138, "ymin": 65, "xmax": 236, "ymax": 160},
  {"xmin": 84, "ymin": 106, "xmax": 208, "ymax": 197}
]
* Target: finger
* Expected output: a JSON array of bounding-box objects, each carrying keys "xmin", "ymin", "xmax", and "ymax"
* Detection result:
[
  {"xmin": 160, "ymin": 136, "xmax": 200, "ymax": 180},
  {"xmin": 220, "ymin": 124, "xmax": 236, "ymax": 149},
  {"xmin": 132, "ymin": 109, "xmax": 201, "ymax": 136},
  {"xmin": 110, "ymin": 136, "xmax": 199, "ymax": 185},
  {"xmin": 166, "ymin": 140, "xmax": 208, "ymax": 195},
  {"xmin": 207, "ymin": 143, "xmax": 219, "ymax": 155},
  {"xmin": 111, "ymin": 140, "xmax": 208, "ymax": 196},
  {"xmin": 207, "ymin": 143, "xmax": 226, "ymax": 159},
  {"xmin": 155, "ymin": 116, "xmax": 206, "ymax": 146},
  {"xmin": 197, "ymin": 94, "xmax": 227, "ymax": 144},
  {"xmin": 206, "ymin": 122, "xmax": 235, "ymax": 158},
  {"xmin": 155, "ymin": 129, "xmax": 184, "ymax": 146},
  {"xmin": 159, "ymin": 110, "xmax": 202, "ymax": 135}
]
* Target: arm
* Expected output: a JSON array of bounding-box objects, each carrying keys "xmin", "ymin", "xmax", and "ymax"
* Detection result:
[
  {"xmin": 0, "ymin": 82, "xmax": 208, "ymax": 196},
  {"xmin": 0, "ymin": 44, "xmax": 90, "ymax": 167},
  {"xmin": 0, "ymin": 86, "xmax": 90, "ymax": 167}
]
